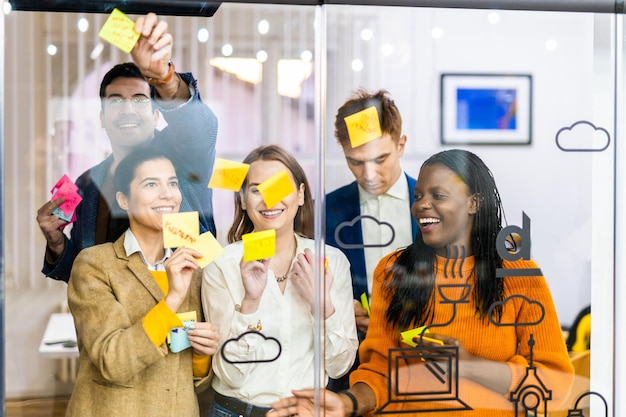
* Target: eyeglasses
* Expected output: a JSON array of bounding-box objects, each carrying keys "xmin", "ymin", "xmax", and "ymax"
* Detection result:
[{"xmin": 105, "ymin": 96, "xmax": 152, "ymax": 109}]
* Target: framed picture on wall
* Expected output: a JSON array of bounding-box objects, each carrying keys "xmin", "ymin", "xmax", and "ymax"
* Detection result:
[{"xmin": 440, "ymin": 73, "xmax": 532, "ymax": 145}]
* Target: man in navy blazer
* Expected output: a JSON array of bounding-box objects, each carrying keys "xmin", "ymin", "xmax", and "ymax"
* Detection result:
[
  {"xmin": 325, "ymin": 89, "xmax": 418, "ymax": 391},
  {"xmin": 36, "ymin": 13, "xmax": 217, "ymax": 283}
]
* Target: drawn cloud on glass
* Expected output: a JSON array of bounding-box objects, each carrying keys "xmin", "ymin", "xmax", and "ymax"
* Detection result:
[
  {"xmin": 220, "ymin": 330, "xmax": 282, "ymax": 364},
  {"xmin": 555, "ymin": 120, "xmax": 610, "ymax": 152},
  {"xmin": 334, "ymin": 214, "xmax": 395, "ymax": 249},
  {"xmin": 488, "ymin": 294, "xmax": 545, "ymax": 326}
]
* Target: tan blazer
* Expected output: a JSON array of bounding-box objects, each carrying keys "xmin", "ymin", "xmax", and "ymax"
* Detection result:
[{"xmin": 66, "ymin": 235, "xmax": 207, "ymax": 417}]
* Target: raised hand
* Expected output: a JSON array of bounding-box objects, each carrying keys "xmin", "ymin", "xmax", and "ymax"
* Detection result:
[
  {"xmin": 239, "ymin": 258, "xmax": 270, "ymax": 314},
  {"xmin": 164, "ymin": 247, "xmax": 202, "ymax": 312},
  {"xmin": 131, "ymin": 13, "xmax": 172, "ymax": 79},
  {"xmin": 291, "ymin": 248, "xmax": 335, "ymax": 319},
  {"xmin": 36, "ymin": 198, "xmax": 68, "ymax": 261}
]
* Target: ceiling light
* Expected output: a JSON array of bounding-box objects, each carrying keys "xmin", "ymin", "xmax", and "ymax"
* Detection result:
[
  {"xmin": 488, "ymin": 12, "xmax": 500, "ymax": 24},
  {"xmin": 47, "ymin": 44, "xmax": 58, "ymax": 56},
  {"xmin": 300, "ymin": 50, "xmax": 313, "ymax": 62},
  {"xmin": 258, "ymin": 19, "xmax": 270, "ymax": 35},
  {"xmin": 77, "ymin": 17, "xmax": 89, "ymax": 32},
  {"xmin": 256, "ymin": 50, "xmax": 268, "ymax": 63},
  {"xmin": 431, "ymin": 27, "xmax": 444, "ymax": 39},
  {"xmin": 277, "ymin": 59, "xmax": 312, "ymax": 98},
  {"xmin": 545, "ymin": 39, "xmax": 558, "ymax": 51},
  {"xmin": 381, "ymin": 44, "xmax": 393, "ymax": 56},
  {"xmin": 3, "ymin": 1, "xmax": 13, "ymax": 14},
  {"xmin": 197, "ymin": 28, "xmax": 210, "ymax": 43},
  {"xmin": 222, "ymin": 43, "xmax": 233, "ymax": 57},
  {"xmin": 360, "ymin": 28, "xmax": 373, "ymax": 41},
  {"xmin": 351, "ymin": 59, "xmax": 363, "ymax": 72},
  {"xmin": 209, "ymin": 57, "xmax": 262, "ymax": 84},
  {"xmin": 90, "ymin": 43, "xmax": 104, "ymax": 60}
]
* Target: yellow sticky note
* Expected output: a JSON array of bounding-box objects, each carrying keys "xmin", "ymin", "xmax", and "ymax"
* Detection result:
[
  {"xmin": 242, "ymin": 229, "xmax": 276, "ymax": 262},
  {"xmin": 360, "ymin": 292, "xmax": 371, "ymax": 317},
  {"xmin": 186, "ymin": 232, "xmax": 225, "ymax": 268},
  {"xmin": 98, "ymin": 8, "xmax": 140, "ymax": 54},
  {"xmin": 400, "ymin": 326, "xmax": 444, "ymax": 347},
  {"xmin": 344, "ymin": 106, "xmax": 383, "ymax": 148},
  {"xmin": 208, "ymin": 159, "xmax": 250, "ymax": 191},
  {"xmin": 162, "ymin": 212, "xmax": 200, "ymax": 249},
  {"xmin": 257, "ymin": 170, "xmax": 296, "ymax": 209}
]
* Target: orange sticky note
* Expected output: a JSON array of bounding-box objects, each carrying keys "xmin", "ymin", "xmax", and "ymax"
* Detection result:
[
  {"xmin": 186, "ymin": 232, "xmax": 225, "ymax": 268},
  {"xmin": 242, "ymin": 229, "xmax": 276, "ymax": 262},
  {"xmin": 207, "ymin": 159, "xmax": 250, "ymax": 191},
  {"xmin": 344, "ymin": 106, "xmax": 382, "ymax": 148},
  {"xmin": 98, "ymin": 8, "xmax": 140, "ymax": 54},
  {"xmin": 257, "ymin": 170, "xmax": 296, "ymax": 209},
  {"xmin": 162, "ymin": 212, "xmax": 200, "ymax": 249}
]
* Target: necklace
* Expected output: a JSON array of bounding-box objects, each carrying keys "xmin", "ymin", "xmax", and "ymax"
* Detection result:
[{"xmin": 275, "ymin": 241, "xmax": 297, "ymax": 282}]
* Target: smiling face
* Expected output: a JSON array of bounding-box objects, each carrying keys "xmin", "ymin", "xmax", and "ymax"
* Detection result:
[
  {"xmin": 241, "ymin": 159, "xmax": 305, "ymax": 236},
  {"xmin": 116, "ymin": 158, "xmax": 181, "ymax": 236},
  {"xmin": 100, "ymin": 77, "xmax": 158, "ymax": 157},
  {"xmin": 412, "ymin": 163, "xmax": 478, "ymax": 256},
  {"xmin": 342, "ymin": 133, "xmax": 406, "ymax": 196}
]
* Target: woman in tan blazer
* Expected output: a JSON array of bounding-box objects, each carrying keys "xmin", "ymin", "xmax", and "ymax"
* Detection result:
[{"xmin": 66, "ymin": 146, "xmax": 219, "ymax": 417}]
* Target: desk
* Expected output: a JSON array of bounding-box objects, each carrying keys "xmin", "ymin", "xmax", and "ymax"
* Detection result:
[{"xmin": 39, "ymin": 313, "xmax": 79, "ymax": 358}]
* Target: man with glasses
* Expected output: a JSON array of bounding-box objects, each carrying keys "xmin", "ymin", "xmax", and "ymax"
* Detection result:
[{"xmin": 36, "ymin": 12, "xmax": 218, "ymax": 283}]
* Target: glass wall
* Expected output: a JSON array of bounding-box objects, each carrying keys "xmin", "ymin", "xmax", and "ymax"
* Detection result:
[{"xmin": 1, "ymin": 1, "xmax": 623, "ymax": 415}]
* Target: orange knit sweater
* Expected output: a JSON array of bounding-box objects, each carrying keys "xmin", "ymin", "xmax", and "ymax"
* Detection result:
[{"xmin": 351, "ymin": 253, "xmax": 574, "ymax": 416}]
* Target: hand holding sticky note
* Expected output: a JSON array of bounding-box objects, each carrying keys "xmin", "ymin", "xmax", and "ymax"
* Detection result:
[
  {"xmin": 162, "ymin": 212, "xmax": 200, "ymax": 249},
  {"xmin": 98, "ymin": 8, "xmax": 140, "ymax": 54},
  {"xmin": 208, "ymin": 158, "xmax": 250, "ymax": 191},
  {"xmin": 344, "ymin": 105, "xmax": 383, "ymax": 148},
  {"xmin": 242, "ymin": 229, "xmax": 276, "ymax": 262},
  {"xmin": 400, "ymin": 326, "xmax": 445, "ymax": 347},
  {"xmin": 257, "ymin": 170, "xmax": 296, "ymax": 209},
  {"xmin": 168, "ymin": 311, "xmax": 197, "ymax": 353},
  {"xmin": 186, "ymin": 232, "xmax": 224, "ymax": 268}
]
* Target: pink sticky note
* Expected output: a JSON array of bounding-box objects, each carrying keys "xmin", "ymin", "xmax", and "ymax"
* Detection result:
[{"xmin": 51, "ymin": 178, "xmax": 82, "ymax": 217}]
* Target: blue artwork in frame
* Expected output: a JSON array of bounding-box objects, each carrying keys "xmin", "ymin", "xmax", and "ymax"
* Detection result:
[{"xmin": 440, "ymin": 73, "xmax": 532, "ymax": 145}]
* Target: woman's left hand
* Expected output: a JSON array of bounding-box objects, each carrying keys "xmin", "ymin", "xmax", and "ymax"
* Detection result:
[
  {"xmin": 291, "ymin": 248, "xmax": 335, "ymax": 319},
  {"xmin": 187, "ymin": 321, "xmax": 220, "ymax": 356}
]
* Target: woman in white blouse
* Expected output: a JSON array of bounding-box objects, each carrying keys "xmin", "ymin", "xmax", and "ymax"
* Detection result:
[{"xmin": 202, "ymin": 144, "xmax": 358, "ymax": 417}]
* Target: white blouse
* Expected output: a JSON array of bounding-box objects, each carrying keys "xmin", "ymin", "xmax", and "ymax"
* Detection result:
[{"xmin": 201, "ymin": 233, "xmax": 358, "ymax": 406}]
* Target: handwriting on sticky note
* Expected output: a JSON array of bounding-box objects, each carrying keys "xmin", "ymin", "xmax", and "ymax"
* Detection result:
[
  {"xmin": 207, "ymin": 159, "xmax": 250, "ymax": 191},
  {"xmin": 242, "ymin": 229, "xmax": 276, "ymax": 262},
  {"xmin": 360, "ymin": 293, "xmax": 371, "ymax": 317},
  {"xmin": 256, "ymin": 170, "xmax": 296, "ymax": 209},
  {"xmin": 98, "ymin": 8, "xmax": 140, "ymax": 54},
  {"xmin": 187, "ymin": 232, "xmax": 224, "ymax": 268},
  {"xmin": 344, "ymin": 106, "xmax": 382, "ymax": 148},
  {"xmin": 162, "ymin": 212, "xmax": 200, "ymax": 248}
]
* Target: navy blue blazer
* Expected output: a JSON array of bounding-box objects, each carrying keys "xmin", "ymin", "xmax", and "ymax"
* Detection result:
[
  {"xmin": 325, "ymin": 173, "xmax": 418, "ymax": 299},
  {"xmin": 43, "ymin": 72, "xmax": 218, "ymax": 283}
]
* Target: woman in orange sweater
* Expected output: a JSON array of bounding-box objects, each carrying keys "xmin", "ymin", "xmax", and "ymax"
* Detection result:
[{"xmin": 269, "ymin": 149, "xmax": 573, "ymax": 417}]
